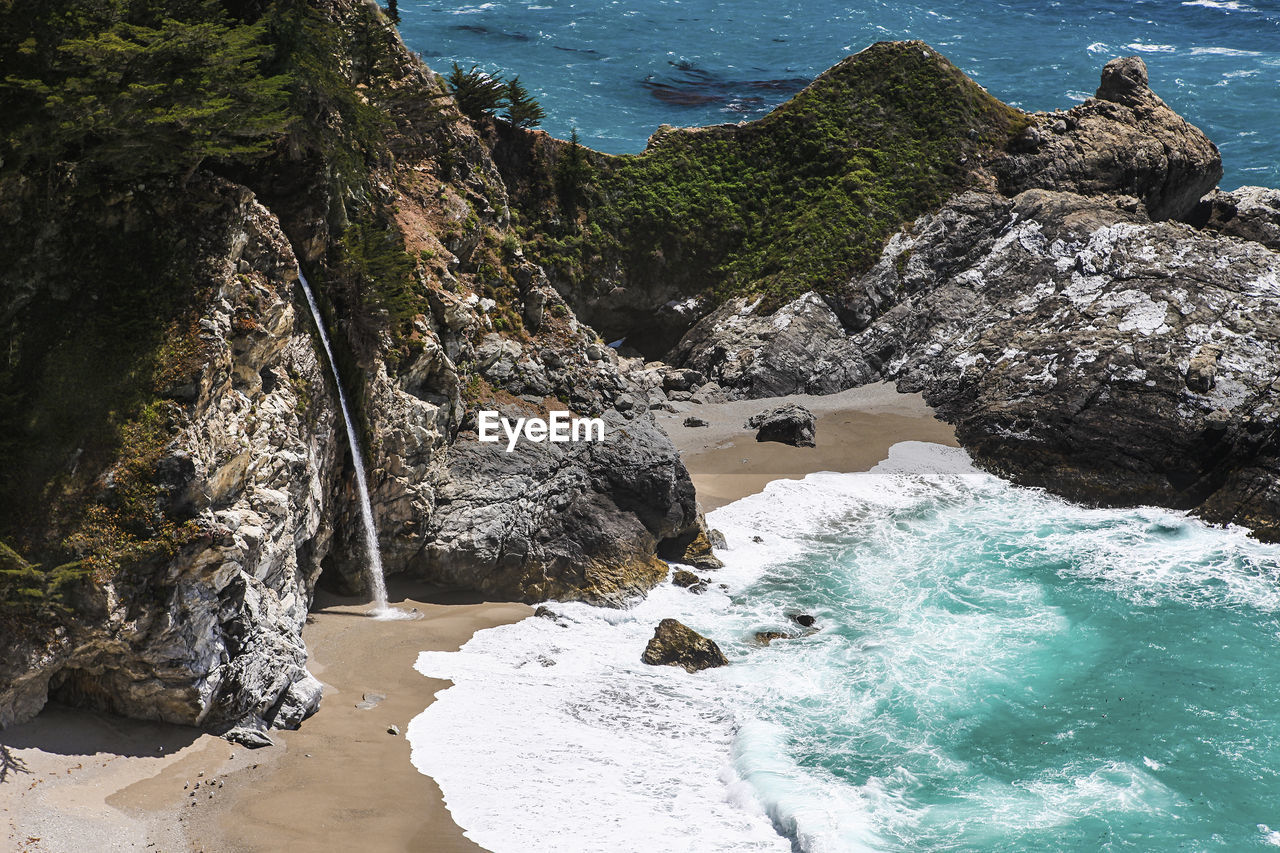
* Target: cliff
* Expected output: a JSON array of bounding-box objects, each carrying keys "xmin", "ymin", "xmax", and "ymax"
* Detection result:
[
  {"xmin": 1, "ymin": 0, "xmax": 1276, "ymax": 738},
  {"xmin": 0, "ymin": 0, "xmax": 698, "ymax": 734},
  {"xmin": 661, "ymin": 57, "xmax": 1279, "ymax": 542}
]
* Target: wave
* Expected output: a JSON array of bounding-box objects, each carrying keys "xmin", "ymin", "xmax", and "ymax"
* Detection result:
[
  {"xmin": 1181, "ymin": 0, "xmax": 1261, "ymax": 11},
  {"xmin": 410, "ymin": 443, "xmax": 1280, "ymax": 851}
]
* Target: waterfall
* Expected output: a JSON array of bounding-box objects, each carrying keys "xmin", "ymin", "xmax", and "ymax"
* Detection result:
[{"xmin": 296, "ymin": 270, "xmax": 392, "ymax": 617}]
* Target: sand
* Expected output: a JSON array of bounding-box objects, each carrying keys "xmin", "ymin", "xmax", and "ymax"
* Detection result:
[
  {"xmin": 0, "ymin": 381, "xmax": 953, "ymax": 852},
  {"xmin": 656, "ymin": 382, "xmax": 958, "ymax": 510},
  {"xmin": 1, "ymin": 584, "xmax": 530, "ymax": 853}
]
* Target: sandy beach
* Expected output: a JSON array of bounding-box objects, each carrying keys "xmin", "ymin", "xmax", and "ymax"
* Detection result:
[
  {"xmin": 657, "ymin": 383, "xmax": 958, "ymax": 510},
  {"xmin": 0, "ymin": 382, "xmax": 953, "ymax": 852},
  {"xmin": 1, "ymin": 584, "xmax": 530, "ymax": 853}
]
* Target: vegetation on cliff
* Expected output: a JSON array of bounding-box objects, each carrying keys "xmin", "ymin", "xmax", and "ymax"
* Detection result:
[
  {"xmin": 502, "ymin": 42, "xmax": 1031, "ymax": 341},
  {"xmin": 0, "ymin": 0, "xmax": 417, "ymax": 621},
  {"xmin": 2, "ymin": 0, "xmax": 291, "ymax": 185}
]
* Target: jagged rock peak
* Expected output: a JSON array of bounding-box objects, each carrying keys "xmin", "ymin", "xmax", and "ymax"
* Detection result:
[{"xmin": 1096, "ymin": 55, "xmax": 1151, "ymax": 105}]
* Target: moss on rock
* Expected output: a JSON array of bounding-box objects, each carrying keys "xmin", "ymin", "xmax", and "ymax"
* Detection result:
[{"xmin": 502, "ymin": 41, "xmax": 1031, "ymax": 351}]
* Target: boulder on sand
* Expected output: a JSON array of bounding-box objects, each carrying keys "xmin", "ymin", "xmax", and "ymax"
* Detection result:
[{"xmin": 745, "ymin": 404, "xmax": 816, "ymax": 447}]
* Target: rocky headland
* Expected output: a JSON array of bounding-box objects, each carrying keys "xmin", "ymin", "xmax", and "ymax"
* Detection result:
[{"xmin": 1, "ymin": 0, "xmax": 1277, "ymax": 753}]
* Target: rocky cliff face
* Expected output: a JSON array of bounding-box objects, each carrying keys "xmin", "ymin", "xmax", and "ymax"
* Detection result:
[
  {"xmin": 667, "ymin": 58, "xmax": 1280, "ymax": 540},
  {"xmin": 0, "ymin": 181, "xmax": 335, "ymax": 733},
  {"xmin": 0, "ymin": 0, "xmax": 698, "ymax": 733}
]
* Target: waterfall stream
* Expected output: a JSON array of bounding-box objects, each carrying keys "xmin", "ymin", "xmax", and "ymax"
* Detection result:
[{"xmin": 296, "ymin": 270, "xmax": 396, "ymax": 618}]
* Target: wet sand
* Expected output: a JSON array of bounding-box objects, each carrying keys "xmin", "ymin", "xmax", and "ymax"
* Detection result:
[
  {"xmin": 656, "ymin": 382, "xmax": 958, "ymax": 510},
  {"xmin": 0, "ymin": 583, "xmax": 530, "ymax": 852}
]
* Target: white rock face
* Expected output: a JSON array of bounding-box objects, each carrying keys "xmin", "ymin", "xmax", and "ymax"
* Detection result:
[{"xmin": 0, "ymin": 185, "xmax": 339, "ymax": 732}]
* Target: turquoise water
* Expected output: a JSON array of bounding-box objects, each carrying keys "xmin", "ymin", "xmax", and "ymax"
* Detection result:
[
  {"xmin": 399, "ymin": 0, "xmax": 1280, "ymax": 189},
  {"xmin": 410, "ymin": 445, "xmax": 1280, "ymax": 852},
  {"xmin": 739, "ymin": 473, "xmax": 1280, "ymax": 849}
]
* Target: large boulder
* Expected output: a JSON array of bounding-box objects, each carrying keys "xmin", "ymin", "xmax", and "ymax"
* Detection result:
[
  {"xmin": 419, "ymin": 407, "xmax": 699, "ymax": 605},
  {"xmin": 641, "ymin": 619, "xmax": 728, "ymax": 672},
  {"xmin": 995, "ymin": 56, "xmax": 1222, "ymax": 221},
  {"xmin": 854, "ymin": 188, "xmax": 1280, "ymax": 538},
  {"xmin": 746, "ymin": 404, "xmax": 817, "ymax": 447}
]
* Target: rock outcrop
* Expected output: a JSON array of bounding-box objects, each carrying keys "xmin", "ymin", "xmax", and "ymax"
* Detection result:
[
  {"xmin": 858, "ymin": 188, "xmax": 1280, "ymax": 538},
  {"xmin": 641, "ymin": 619, "xmax": 729, "ymax": 672},
  {"xmin": 746, "ymin": 404, "xmax": 817, "ymax": 447},
  {"xmin": 995, "ymin": 56, "xmax": 1222, "ymax": 221},
  {"xmin": 0, "ymin": 182, "xmax": 337, "ymax": 732},
  {"xmin": 662, "ymin": 57, "xmax": 1280, "ymax": 541},
  {"xmin": 671, "ymin": 293, "xmax": 873, "ymax": 398}
]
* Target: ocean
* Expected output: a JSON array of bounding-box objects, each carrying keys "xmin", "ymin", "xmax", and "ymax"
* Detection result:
[
  {"xmin": 397, "ymin": 0, "xmax": 1280, "ymax": 189},
  {"xmin": 400, "ymin": 3, "xmax": 1280, "ymax": 849},
  {"xmin": 409, "ymin": 444, "xmax": 1280, "ymax": 852}
]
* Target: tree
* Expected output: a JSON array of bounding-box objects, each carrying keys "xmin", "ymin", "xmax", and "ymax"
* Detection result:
[
  {"xmin": 3, "ymin": 1, "xmax": 291, "ymax": 185},
  {"xmin": 503, "ymin": 75, "xmax": 544, "ymax": 129},
  {"xmin": 446, "ymin": 62, "xmax": 504, "ymax": 122},
  {"xmin": 555, "ymin": 127, "xmax": 593, "ymax": 219},
  {"xmin": 386, "ymin": 0, "xmax": 400, "ymax": 25}
]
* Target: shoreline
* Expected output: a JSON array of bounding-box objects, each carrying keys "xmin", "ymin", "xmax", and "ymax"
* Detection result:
[
  {"xmin": 658, "ymin": 382, "xmax": 958, "ymax": 510},
  {"xmin": 1, "ymin": 382, "xmax": 952, "ymax": 852},
  {"xmin": 0, "ymin": 584, "xmax": 530, "ymax": 852}
]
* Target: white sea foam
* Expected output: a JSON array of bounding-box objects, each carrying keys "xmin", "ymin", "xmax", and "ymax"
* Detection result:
[
  {"xmin": 1182, "ymin": 0, "xmax": 1260, "ymax": 11},
  {"xmin": 409, "ymin": 443, "xmax": 1280, "ymax": 851},
  {"xmin": 407, "ymin": 562, "xmax": 794, "ymax": 851},
  {"xmin": 1190, "ymin": 46, "xmax": 1263, "ymax": 57}
]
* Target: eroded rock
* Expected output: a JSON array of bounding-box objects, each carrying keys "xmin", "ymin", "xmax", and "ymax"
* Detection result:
[
  {"xmin": 746, "ymin": 404, "xmax": 817, "ymax": 447},
  {"xmin": 641, "ymin": 619, "xmax": 728, "ymax": 672}
]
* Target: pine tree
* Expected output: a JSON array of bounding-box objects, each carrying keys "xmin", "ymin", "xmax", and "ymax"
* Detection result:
[
  {"xmin": 502, "ymin": 75, "xmax": 545, "ymax": 129},
  {"xmin": 446, "ymin": 63, "xmax": 505, "ymax": 122},
  {"xmin": 386, "ymin": 0, "xmax": 400, "ymax": 25},
  {"xmin": 555, "ymin": 127, "xmax": 593, "ymax": 219},
  {"xmin": 4, "ymin": 1, "xmax": 291, "ymax": 185}
]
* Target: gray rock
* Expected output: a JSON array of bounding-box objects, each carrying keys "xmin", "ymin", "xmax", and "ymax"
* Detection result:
[
  {"xmin": 995, "ymin": 56, "xmax": 1222, "ymax": 221},
  {"xmin": 641, "ymin": 619, "xmax": 728, "ymax": 672},
  {"xmin": 223, "ymin": 726, "xmax": 274, "ymax": 750},
  {"xmin": 746, "ymin": 404, "xmax": 817, "ymax": 447},
  {"xmin": 271, "ymin": 673, "xmax": 323, "ymax": 729},
  {"xmin": 661, "ymin": 368, "xmax": 704, "ymax": 393},
  {"xmin": 671, "ymin": 293, "xmax": 875, "ymax": 398},
  {"xmin": 683, "ymin": 416, "xmax": 709, "ymax": 428},
  {"xmin": 1194, "ymin": 186, "xmax": 1280, "ymax": 251},
  {"xmin": 421, "ymin": 407, "xmax": 698, "ymax": 605}
]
